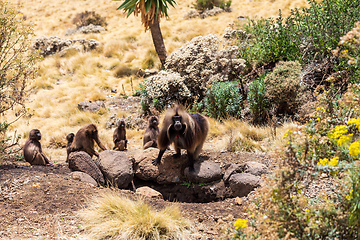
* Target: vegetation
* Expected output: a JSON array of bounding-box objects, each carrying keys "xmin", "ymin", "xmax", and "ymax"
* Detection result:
[
  {"xmin": 192, "ymin": 0, "xmax": 232, "ymax": 12},
  {"xmin": 0, "ymin": 2, "xmax": 38, "ymax": 161},
  {"xmin": 204, "ymin": 81, "xmax": 243, "ymax": 119},
  {"xmin": 247, "ymin": 74, "xmax": 270, "ymax": 124},
  {"xmin": 116, "ymin": 0, "xmax": 177, "ymax": 66},
  {"xmin": 79, "ymin": 193, "xmax": 191, "ymax": 240},
  {"xmin": 72, "ymin": 10, "xmax": 107, "ymax": 28}
]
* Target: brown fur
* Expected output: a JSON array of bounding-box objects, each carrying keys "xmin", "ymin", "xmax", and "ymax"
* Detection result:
[
  {"xmin": 113, "ymin": 120, "xmax": 127, "ymax": 151},
  {"xmin": 67, "ymin": 124, "xmax": 107, "ymax": 159},
  {"xmin": 23, "ymin": 129, "xmax": 51, "ymax": 166},
  {"xmin": 65, "ymin": 133, "xmax": 75, "ymax": 162},
  {"xmin": 153, "ymin": 105, "xmax": 209, "ymax": 171},
  {"xmin": 143, "ymin": 116, "xmax": 159, "ymax": 149}
]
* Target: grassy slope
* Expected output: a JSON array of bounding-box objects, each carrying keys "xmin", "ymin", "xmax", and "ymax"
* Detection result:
[{"xmin": 5, "ymin": 0, "xmax": 307, "ymax": 162}]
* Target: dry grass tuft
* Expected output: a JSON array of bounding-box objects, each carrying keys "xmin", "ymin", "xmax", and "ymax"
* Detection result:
[{"xmin": 78, "ymin": 193, "xmax": 191, "ymax": 240}]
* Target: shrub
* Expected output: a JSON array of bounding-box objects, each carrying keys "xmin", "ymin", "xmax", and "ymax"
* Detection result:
[
  {"xmin": 79, "ymin": 193, "xmax": 191, "ymax": 240},
  {"xmin": 264, "ymin": 61, "xmax": 304, "ymax": 116},
  {"xmin": 204, "ymin": 81, "xmax": 243, "ymax": 119},
  {"xmin": 192, "ymin": 0, "xmax": 231, "ymax": 12},
  {"xmin": 231, "ymin": 82, "xmax": 360, "ymax": 239},
  {"xmin": 0, "ymin": 2, "xmax": 38, "ymax": 161},
  {"xmin": 247, "ymin": 74, "xmax": 270, "ymax": 124},
  {"xmin": 72, "ymin": 11, "xmax": 107, "ymax": 28},
  {"xmin": 239, "ymin": 0, "xmax": 360, "ymax": 68}
]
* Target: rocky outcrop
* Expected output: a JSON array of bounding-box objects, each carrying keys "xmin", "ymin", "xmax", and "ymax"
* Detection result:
[
  {"xmin": 33, "ymin": 36, "xmax": 100, "ymax": 57},
  {"xmin": 65, "ymin": 24, "xmax": 106, "ymax": 35},
  {"xmin": 77, "ymin": 100, "xmax": 105, "ymax": 112}
]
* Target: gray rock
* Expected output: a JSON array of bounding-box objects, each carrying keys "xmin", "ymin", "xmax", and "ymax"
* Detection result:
[
  {"xmin": 132, "ymin": 148, "xmax": 187, "ymax": 184},
  {"xmin": 184, "ymin": 161, "xmax": 222, "ymax": 183},
  {"xmin": 98, "ymin": 150, "xmax": 133, "ymax": 188},
  {"xmin": 65, "ymin": 24, "xmax": 106, "ymax": 36},
  {"xmin": 68, "ymin": 151, "xmax": 105, "ymax": 185},
  {"xmin": 77, "ymin": 100, "xmax": 105, "ymax": 112},
  {"xmin": 223, "ymin": 162, "xmax": 268, "ymax": 183},
  {"xmin": 70, "ymin": 171, "xmax": 98, "ymax": 187},
  {"xmin": 229, "ymin": 173, "xmax": 261, "ymax": 197}
]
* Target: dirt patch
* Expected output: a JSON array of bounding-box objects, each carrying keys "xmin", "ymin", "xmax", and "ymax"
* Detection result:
[{"xmin": 0, "ymin": 150, "xmax": 272, "ymax": 239}]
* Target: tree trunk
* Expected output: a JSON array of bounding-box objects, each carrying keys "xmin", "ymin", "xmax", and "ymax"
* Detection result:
[{"xmin": 149, "ymin": 16, "xmax": 167, "ymax": 68}]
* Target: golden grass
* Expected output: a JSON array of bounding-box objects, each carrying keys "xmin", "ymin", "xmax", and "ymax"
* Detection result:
[
  {"xmin": 3, "ymin": 0, "xmax": 309, "ymax": 162},
  {"xmin": 78, "ymin": 192, "xmax": 191, "ymax": 240}
]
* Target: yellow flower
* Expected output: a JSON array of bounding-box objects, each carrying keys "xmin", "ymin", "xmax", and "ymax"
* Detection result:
[
  {"xmin": 328, "ymin": 156, "xmax": 339, "ymax": 167},
  {"xmin": 328, "ymin": 125, "xmax": 348, "ymax": 140},
  {"xmin": 337, "ymin": 134, "xmax": 353, "ymax": 146},
  {"xmin": 349, "ymin": 141, "xmax": 360, "ymax": 157},
  {"xmin": 282, "ymin": 130, "xmax": 292, "ymax": 139},
  {"xmin": 346, "ymin": 190, "xmax": 353, "ymax": 200},
  {"xmin": 305, "ymin": 209, "xmax": 310, "ymax": 213},
  {"xmin": 347, "ymin": 118, "xmax": 360, "ymax": 131},
  {"xmin": 316, "ymin": 107, "xmax": 325, "ymax": 112},
  {"xmin": 316, "ymin": 117, "xmax": 321, "ymax": 121},
  {"xmin": 234, "ymin": 218, "xmax": 248, "ymax": 229},
  {"xmin": 317, "ymin": 158, "xmax": 329, "ymax": 166}
]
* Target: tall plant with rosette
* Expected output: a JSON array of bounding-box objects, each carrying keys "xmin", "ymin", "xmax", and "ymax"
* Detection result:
[{"xmin": 116, "ymin": 0, "xmax": 177, "ymax": 67}]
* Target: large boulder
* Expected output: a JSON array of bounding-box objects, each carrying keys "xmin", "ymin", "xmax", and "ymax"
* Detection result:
[
  {"xmin": 67, "ymin": 151, "xmax": 105, "ymax": 185},
  {"xmin": 228, "ymin": 173, "xmax": 262, "ymax": 197},
  {"xmin": 223, "ymin": 162, "xmax": 268, "ymax": 182},
  {"xmin": 132, "ymin": 148, "xmax": 187, "ymax": 184},
  {"xmin": 184, "ymin": 161, "xmax": 222, "ymax": 183},
  {"xmin": 98, "ymin": 150, "xmax": 133, "ymax": 188}
]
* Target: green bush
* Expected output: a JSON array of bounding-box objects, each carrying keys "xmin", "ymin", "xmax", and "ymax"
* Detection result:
[
  {"xmin": 264, "ymin": 61, "xmax": 304, "ymax": 116},
  {"xmin": 204, "ymin": 81, "xmax": 243, "ymax": 119},
  {"xmin": 192, "ymin": 0, "xmax": 231, "ymax": 12},
  {"xmin": 0, "ymin": 2, "xmax": 38, "ymax": 161},
  {"xmin": 72, "ymin": 11, "xmax": 107, "ymax": 28},
  {"xmin": 239, "ymin": 0, "xmax": 360, "ymax": 68},
  {"xmin": 247, "ymin": 74, "xmax": 270, "ymax": 124}
]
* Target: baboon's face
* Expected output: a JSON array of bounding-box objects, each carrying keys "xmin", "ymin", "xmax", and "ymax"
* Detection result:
[
  {"xmin": 150, "ymin": 116, "xmax": 158, "ymax": 126},
  {"xmin": 172, "ymin": 115, "xmax": 182, "ymax": 131},
  {"xmin": 119, "ymin": 120, "xmax": 126, "ymax": 128},
  {"xmin": 30, "ymin": 129, "xmax": 41, "ymax": 140}
]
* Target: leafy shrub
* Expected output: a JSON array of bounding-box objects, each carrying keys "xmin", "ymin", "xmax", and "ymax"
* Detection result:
[
  {"xmin": 231, "ymin": 82, "xmax": 360, "ymax": 239},
  {"xmin": 0, "ymin": 2, "xmax": 38, "ymax": 161},
  {"xmin": 247, "ymin": 74, "xmax": 270, "ymax": 124},
  {"xmin": 193, "ymin": 0, "xmax": 231, "ymax": 12},
  {"xmin": 264, "ymin": 61, "xmax": 304, "ymax": 116},
  {"xmin": 204, "ymin": 81, "xmax": 243, "ymax": 119},
  {"xmin": 72, "ymin": 11, "xmax": 107, "ymax": 28},
  {"xmin": 239, "ymin": 0, "xmax": 360, "ymax": 68}
]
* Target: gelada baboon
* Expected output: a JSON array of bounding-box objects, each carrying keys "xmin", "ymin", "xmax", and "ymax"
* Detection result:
[
  {"xmin": 65, "ymin": 133, "xmax": 75, "ymax": 162},
  {"xmin": 143, "ymin": 116, "xmax": 159, "ymax": 149},
  {"xmin": 68, "ymin": 123, "xmax": 107, "ymax": 158},
  {"xmin": 152, "ymin": 105, "xmax": 209, "ymax": 171},
  {"xmin": 23, "ymin": 129, "xmax": 51, "ymax": 166},
  {"xmin": 113, "ymin": 120, "xmax": 127, "ymax": 151}
]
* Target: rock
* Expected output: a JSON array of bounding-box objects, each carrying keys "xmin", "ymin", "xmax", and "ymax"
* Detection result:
[
  {"xmin": 70, "ymin": 171, "xmax": 98, "ymax": 187},
  {"xmin": 228, "ymin": 173, "xmax": 261, "ymax": 197},
  {"xmin": 136, "ymin": 186, "xmax": 163, "ymax": 199},
  {"xmin": 132, "ymin": 148, "xmax": 187, "ymax": 184},
  {"xmin": 184, "ymin": 161, "xmax": 222, "ymax": 183},
  {"xmin": 184, "ymin": 9, "xmax": 200, "ymax": 19},
  {"xmin": 77, "ymin": 100, "xmax": 105, "ymax": 112},
  {"xmin": 98, "ymin": 150, "xmax": 133, "ymax": 188},
  {"xmin": 32, "ymin": 36, "xmax": 100, "ymax": 57},
  {"xmin": 65, "ymin": 24, "xmax": 106, "ymax": 35},
  {"xmin": 223, "ymin": 162, "xmax": 268, "ymax": 183},
  {"xmin": 68, "ymin": 151, "xmax": 105, "ymax": 185},
  {"xmin": 200, "ymin": 7, "xmax": 224, "ymax": 19}
]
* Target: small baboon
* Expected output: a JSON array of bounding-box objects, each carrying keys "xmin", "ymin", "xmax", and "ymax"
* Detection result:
[
  {"xmin": 65, "ymin": 133, "xmax": 75, "ymax": 162},
  {"xmin": 113, "ymin": 120, "xmax": 127, "ymax": 151},
  {"xmin": 152, "ymin": 105, "xmax": 209, "ymax": 171},
  {"xmin": 68, "ymin": 123, "xmax": 107, "ymax": 158},
  {"xmin": 143, "ymin": 116, "xmax": 159, "ymax": 149},
  {"xmin": 23, "ymin": 129, "xmax": 51, "ymax": 166}
]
